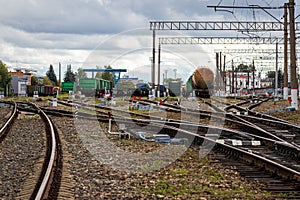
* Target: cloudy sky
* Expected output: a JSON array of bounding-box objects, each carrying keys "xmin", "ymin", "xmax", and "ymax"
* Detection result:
[{"xmin": 0, "ymin": 0, "xmax": 297, "ymax": 81}]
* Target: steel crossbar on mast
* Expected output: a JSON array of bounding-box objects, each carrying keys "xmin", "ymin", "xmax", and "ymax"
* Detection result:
[
  {"xmin": 150, "ymin": 21, "xmax": 300, "ymax": 31},
  {"xmin": 213, "ymin": 48, "xmax": 300, "ymax": 54},
  {"xmin": 159, "ymin": 36, "xmax": 284, "ymax": 45}
]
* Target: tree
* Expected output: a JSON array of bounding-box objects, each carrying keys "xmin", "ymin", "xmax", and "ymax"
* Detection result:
[
  {"xmin": 0, "ymin": 61, "xmax": 11, "ymax": 95},
  {"xmin": 46, "ymin": 64, "xmax": 58, "ymax": 86},
  {"xmin": 64, "ymin": 64, "xmax": 76, "ymax": 82},
  {"xmin": 164, "ymin": 78, "xmax": 182, "ymax": 84},
  {"xmin": 76, "ymin": 67, "xmax": 87, "ymax": 79},
  {"xmin": 117, "ymin": 81, "xmax": 135, "ymax": 90},
  {"xmin": 266, "ymin": 71, "xmax": 275, "ymax": 79},
  {"xmin": 95, "ymin": 66, "xmax": 102, "ymax": 79},
  {"xmin": 31, "ymin": 76, "xmax": 39, "ymax": 86},
  {"xmin": 236, "ymin": 64, "xmax": 253, "ymax": 72},
  {"xmin": 43, "ymin": 76, "xmax": 53, "ymax": 85},
  {"xmin": 266, "ymin": 70, "xmax": 284, "ymax": 88},
  {"xmin": 102, "ymin": 65, "xmax": 114, "ymax": 81}
]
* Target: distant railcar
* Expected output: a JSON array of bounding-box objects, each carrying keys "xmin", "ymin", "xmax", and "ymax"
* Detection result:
[
  {"xmin": 78, "ymin": 78, "xmax": 112, "ymax": 98},
  {"xmin": 186, "ymin": 67, "xmax": 214, "ymax": 98},
  {"xmin": 27, "ymin": 84, "xmax": 54, "ymax": 96},
  {"xmin": 131, "ymin": 82, "xmax": 151, "ymax": 97},
  {"xmin": 62, "ymin": 82, "xmax": 74, "ymax": 93},
  {"xmin": 241, "ymin": 88, "xmax": 249, "ymax": 95}
]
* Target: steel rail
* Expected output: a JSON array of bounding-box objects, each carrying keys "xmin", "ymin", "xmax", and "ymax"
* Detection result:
[
  {"xmin": 136, "ymin": 118, "xmax": 300, "ymax": 180},
  {"xmin": 48, "ymin": 100, "xmax": 300, "ymax": 176},
  {"xmin": 0, "ymin": 101, "xmax": 17, "ymax": 141},
  {"xmin": 32, "ymin": 103, "xmax": 57, "ymax": 200}
]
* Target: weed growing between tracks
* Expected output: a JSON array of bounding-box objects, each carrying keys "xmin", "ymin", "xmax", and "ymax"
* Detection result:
[{"xmin": 134, "ymin": 146, "xmax": 272, "ymax": 199}]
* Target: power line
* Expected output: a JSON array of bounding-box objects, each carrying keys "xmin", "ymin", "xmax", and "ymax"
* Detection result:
[
  {"xmin": 207, "ymin": 5, "xmax": 284, "ymax": 23},
  {"xmin": 217, "ymin": 0, "xmax": 224, "ymax": 7}
]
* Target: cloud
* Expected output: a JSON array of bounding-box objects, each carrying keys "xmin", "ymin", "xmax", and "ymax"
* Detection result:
[
  {"xmin": 2, "ymin": 0, "xmax": 280, "ymax": 35},
  {"xmin": 0, "ymin": 24, "xmax": 112, "ymax": 50},
  {"xmin": 0, "ymin": 0, "xmax": 288, "ymax": 80}
]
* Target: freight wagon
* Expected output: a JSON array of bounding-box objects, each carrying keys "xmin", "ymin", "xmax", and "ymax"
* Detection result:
[
  {"xmin": 27, "ymin": 84, "xmax": 54, "ymax": 96},
  {"xmin": 185, "ymin": 67, "xmax": 214, "ymax": 98},
  {"xmin": 62, "ymin": 82, "xmax": 75, "ymax": 93},
  {"xmin": 131, "ymin": 82, "xmax": 151, "ymax": 97},
  {"xmin": 78, "ymin": 78, "xmax": 112, "ymax": 98}
]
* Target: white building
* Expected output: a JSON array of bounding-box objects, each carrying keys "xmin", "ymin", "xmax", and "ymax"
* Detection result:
[
  {"xmin": 224, "ymin": 72, "xmax": 261, "ymax": 94},
  {"xmin": 11, "ymin": 76, "xmax": 29, "ymax": 96}
]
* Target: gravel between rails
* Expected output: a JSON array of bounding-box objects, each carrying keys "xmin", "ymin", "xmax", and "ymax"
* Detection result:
[
  {"xmin": 0, "ymin": 106, "xmax": 12, "ymax": 128},
  {"xmin": 252, "ymin": 100, "xmax": 291, "ymax": 113},
  {"xmin": 0, "ymin": 115, "xmax": 46, "ymax": 199},
  {"xmin": 52, "ymin": 116, "xmax": 272, "ymax": 199}
]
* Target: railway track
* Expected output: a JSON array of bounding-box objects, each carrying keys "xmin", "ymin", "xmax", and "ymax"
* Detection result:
[
  {"xmin": 115, "ymin": 119, "xmax": 297, "ymax": 196},
  {"xmin": 0, "ymin": 102, "xmax": 64, "ymax": 199},
  {"xmin": 48, "ymin": 99, "xmax": 300, "ymax": 196},
  {"xmin": 0, "ymin": 101, "xmax": 17, "ymax": 142},
  {"xmin": 222, "ymin": 98, "xmax": 300, "ymax": 147},
  {"xmin": 58, "ymin": 99, "xmax": 298, "ymax": 145},
  {"xmin": 18, "ymin": 102, "xmax": 77, "ymax": 199},
  {"xmin": 0, "ymin": 101, "xmax": 15, "ymax": 126},
  {"xmin": 209, "ymin": 153, "xmax": 300, "ymax": 197},
  {"xmin": 52, "ymin": 100, "xmax": 300, "ymax": 188}
]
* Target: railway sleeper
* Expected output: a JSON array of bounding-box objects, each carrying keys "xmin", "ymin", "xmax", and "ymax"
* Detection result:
[
  {"xmin": 214, "ymin": 145, "xmax": 300, "ymax": 182},
  {"xmin": 272, "ymin": 143, "xmax": 300, "ymax": 161}
]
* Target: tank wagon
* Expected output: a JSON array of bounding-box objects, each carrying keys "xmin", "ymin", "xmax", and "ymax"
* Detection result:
[
  {"xmin": 186, "ymin": 67, "xmax": 214, "ymax": 98},
  {"xmin": 78, "ymin": 78, "xmax": 112, "ymax": 98}
]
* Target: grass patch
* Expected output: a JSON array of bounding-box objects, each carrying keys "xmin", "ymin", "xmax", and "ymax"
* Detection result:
[
  {"xmin": 19, "ymin": 114, "xmax": 40, "ymax": 120},
  {"xmin": 136, "ymin": 147, "xmax": 274, "ymax": 199},
  {"xmin": 140, "ymin": 180, "xmax": 200, "ymax": 196},
  {"xmin": 170, "ymin": 169, "xmax": 188, "ymax": 176},
  {"xmin": 286, "ymin": 115, "xmax": 298, "ymax": 121}
]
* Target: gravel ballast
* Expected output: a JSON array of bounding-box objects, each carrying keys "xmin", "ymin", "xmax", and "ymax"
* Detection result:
[
  {"xmin": 52, "ymin": 116, "xmax": 271, "ymax": 199},
  {"xmin": 0, "ymin": 116, "xmax": 45, "ymax": 199}
]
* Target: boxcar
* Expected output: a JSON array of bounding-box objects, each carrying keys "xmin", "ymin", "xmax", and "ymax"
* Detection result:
[
  {"xmin": 62, "ymin": 82, "xmax": 74, "ymax": 93},
  {"xmin": 79, "ymin": 78, "xmax": 112, "ymax": 97},
  {"xmin": 27, "ymin": 84, "xmax": 54, "ymax": 96}
]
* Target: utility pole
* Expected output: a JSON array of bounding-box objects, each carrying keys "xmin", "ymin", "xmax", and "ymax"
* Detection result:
[
  {"xmin": 232, "ymin": 60, "xmax": 234, "ymax": 94},
  {"xmin": 223, "ymin": 55, "xmax": 226, "ymax": 94},
  {"xmin": 235, "ymin": 65, "xmax": 237, "ymax": 96},
  {"xmin": 275, "ymin": 41, "xmax": 278, "ymax": 97},
  {"xmin": 157, "ymin": 44, "xmax": 161, "ymax": 97},
  {"xmin": 247, "ymin": 69, "xmax": 250, "ymax": 91},
  {"xmin": 284, "ymin": 3, "xmax": 289, "ymax": 100},
  {"xmin": 289, "ymin": 0, "xmax": 298, "ymax": 109},
  {"xmin": 152, "ymin": 30, "xmax": 156, "ymax": 95},
  {"xmin": 165, "ymin": 70, "xmax": 168, "ymax": 82},
  {"xmin": 59, "ymin": 62, "xmax": 61, "ymax": 87},
  {"xmin": 252, "ymin": 60, "xmax": 255, "ymax": 96},
  {"xmin": 219, "ymin": 52, "xmax": 222, "ymax": 95},
  {"xmin": 216, "ymin": 53, "xmax": 219, "ymax": 96},
  {"xmin": 173, "ymin": 69, "xmax": 177, "ymax": 79}
]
